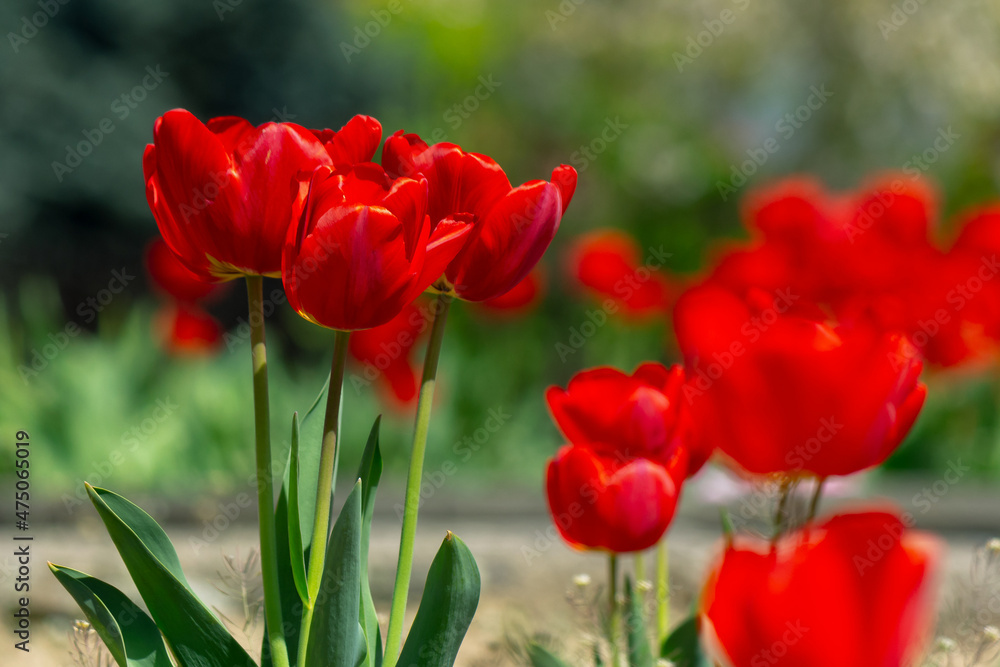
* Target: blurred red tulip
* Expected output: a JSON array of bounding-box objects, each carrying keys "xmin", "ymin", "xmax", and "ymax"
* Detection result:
[
  {"xmin": 674, "ymin": 286, "xmax": 926, "ymax": 477},
  {"xmin": 282, "ymin": 164, "xmax": 471, "ymax": 331},
  {"xmin": 144, "ymin": 109, "xmax": 379, "ymax": 281},
  {"xmin": 348, "ymin": 302, "xmax": 427, "ymax": 406},
  {"xmin": 155, "ymin": 303, "xmax": 223, "ymax": 356},
  {"xmin": 566, "ymin": 229, "xmax": 671, "ymax": 319},
  {"xmin": 547, "ymin": 362, "xmax": 706, "ymax": 476},
  {"xmin": 703, "ymin": 510, "xmax": 941, "ymax": 667},
  {"xmin": 145, "ymin": 238, "xmax": 228, "ymax": 303},
  {"xmin": 476, "ymin": 268, "xmax": 545, "ymax": 316},
  {"xmin": 701, "ymin": 174, "xmax": 997, "ymax": 366},
  {"xmin": 382, "ymin": 130, "xmax": 577, "ymax": 301}
]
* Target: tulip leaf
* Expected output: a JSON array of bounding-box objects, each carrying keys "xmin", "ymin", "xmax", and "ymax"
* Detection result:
[
  {"xmin": 287, "ymin": 411, "xmax": 308, "ymax": 603},
  {"xmin": 261, "ymin": 486, "xmax": 303, "ymax": 667},
  {"xmin": 356, "ymin": 417, "xmax": 383, "ymax": 667},
  {"xmin": 525, "ymin": 643, "xmax": 572, "ymax": 667},
  {"xmin": 49, "ymin": 564, "xmax": 171, "ymax": 667},
  {"xmin": 86, "ymin": 484, "xmax": 255, "ymax": 667},
  {"xmin": 305, "ymin": 480, "xmax": 367, "ymax": 667},
  {"xmin": 624, "ymin": 577, "xmax": 654, "ymax": 667},
  {"xmin": 297, "ymin": 374, "xmax": 330, "ymax": 551},
  {"xmin": 397, "ymin": 532, "xmax": 481, "ymax": 667},
  {"xmin": 660, "ymin": 613, "xmax": 711, "ymax": 667}
]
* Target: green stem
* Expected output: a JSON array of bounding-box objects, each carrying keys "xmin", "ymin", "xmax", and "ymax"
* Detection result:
[
  {"xmin": 656, "ymin": 540, "xmax": 669, "ymax": 647},
  {"xmin": 384, "ymin": 294, "xmax": 452, "ymax": 666},
  {"xmin": 773, "ymin": 477, "xmax": 793, "ymax": 542},
  {"xmin": 807, "ymin": 477, "xmax": 826, "ymax": 522},
  {"xmin": 297, "ymin": 329, "xmax": 350, "ymax": 663},
  {"xmin": 246, "ymin": 276, "xmax": 290, "ymax": 667},
  {"xmin": 608, "ymin": 553, "xmax": 620, "ymax": 667},
  {"xmin": 634, "ymin": 552, "xmax": 646, "ymax": 611}
]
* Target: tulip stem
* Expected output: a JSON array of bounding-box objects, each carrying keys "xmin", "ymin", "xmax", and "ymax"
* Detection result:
[
  {"xmin": 384, "ymin": 293, "xmax": 452, "ymax": 666},
  {"xmin": 608, "ymin": 553, "xmax": 621, "ymax": 666},
  {"xmin": 298, "ymin": 328, "xmax": 350, "ymax": 662},
  {"xmin": 773, "ymin": 477, "xmax": 793, "ymax": 541},
  {"xmin": 656, "ymin": 540, "xmax": 669, "ymax": 647},
  {"xmin": 246, "ymin": 276, "xmax": 290, "ymax": 667},
  {"xmin": 808, "ymin": 477, "xmax": 826, "ymax": 522},
  {"xmin": 635, "ymin": 552, "xmax": 646, "ymax": 599}
]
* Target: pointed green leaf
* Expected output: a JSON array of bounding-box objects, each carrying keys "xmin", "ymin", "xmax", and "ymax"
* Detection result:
[
  {"xmin": 297, "ymin": 375, "xmax": 330, "ymax": 551},
  {"xmin": 357, "ymin": 418, "xmax": 383, "ymax": 667},
  {"xmin": 305, "ymin": 480, "xmax": 366, "ymax": 667},
  {"xmin": 288, "ymin": 412, "xmax": 308, "ymax": 603},
  {"xmin": 397, "ymin": 532, "xmax": 481, "ymax": 667},
  {"xmin": 261, "ymin": 486, "xmax": 303, "ymax": 667},
  {"xmin": 624, "ymin": 577, "xmax": 654, "ymax": 667},
  {"xmin": 525, "ymin": 643, "xmax": 572, "ymax": 667},
  {"xmin": 86, "ymin": 485, "xmax": 254, "ymax": 667},
  {"xmin": 660, "ymin": 614, "xmax": 710, "ymax": 667},
  {"xmin": 49, "ymin": 564, "xmax": 171, "ymax": 667}
]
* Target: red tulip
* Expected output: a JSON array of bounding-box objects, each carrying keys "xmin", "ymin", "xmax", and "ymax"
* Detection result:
[
  {"xmin": 476, "ymin": 268, "xmax": 545, "ymax": 316},
  {"xmin": 154, "ymin": 303, "xmax": 223, "ymax": 356},
  {"xmin": 144, "ymin": 109, "xmax": 380, "ymax": 281},
  {"xmin": 282, "ymin": 163, "xmax": 471, "ymax": 331},
  {"xmin": 546, "ymin": 363, "xmax": 707, "ymax": 476},
  {"xmin": 145, "ymin": 239, "xmax": 228, "ymax": 303},
  {"xmin": 546, "ymin": 442, "xmax": 686, "ymax": 554},
  {"xmin": 348, "ymin": 302, "xmax": 427, "ymax": 406},
  {"xmin": 310, "ymin": 115, "xmax": 382, "ymax": 167},
  {"xmin": 565, "ymin": 229, "xmax": 671, "ymax": 319},
  {"xmin": 703, "ymin": 510, "xmax": 941, "ymax": 667},
  {"xmin": 382, "ymin": 130, "xmax": 577, "ymax": 301},
  {"xmin": 674, "ymin": 285, "xmax": 926, "ymax": 477}
]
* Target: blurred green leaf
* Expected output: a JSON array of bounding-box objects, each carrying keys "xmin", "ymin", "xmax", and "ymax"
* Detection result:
[
  {"xmin": 660, "ymin": 614, "xmax": 710, "ymax": 667},
  {"xmin": 357, "ymin": 417, "xmax": 383, "ymax": 667},
  {"xmin": 624, "ymin": 577, "xmax": 654, "ymax": 667}
]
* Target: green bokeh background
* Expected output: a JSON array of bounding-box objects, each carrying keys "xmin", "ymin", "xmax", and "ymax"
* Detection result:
[{"xmin": 3, "ymin": 0, "xmax": 1000, "ymax": 501}]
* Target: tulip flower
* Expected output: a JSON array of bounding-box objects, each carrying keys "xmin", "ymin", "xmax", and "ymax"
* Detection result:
[
  {"xmin": 144, "ymin": 109, "xmax": 380, "ymax": 281},
  {"xmin": 565, "ymin": 229, "xmax": 671, "ymax": 319},
  {"xmin": 154, "ymin": 303, "xmax": 223, "ymax": 356},
  {"xmin": 382, "ymin": 130, "xmax": 577, "ymax": 301},
  {"xmin": 546, "ymin": 363, "xmax": 707, "ymax": 477},
  {"xmin": 546, "ymin": 440, "xmax": 687, "ymax": 553},
  {"xmin": 674, "ymin": 285, "xmax": 926, "ymax": 477},
  {"xmin": 703, "ymin": 510, "xmax": 941, "ymax": 667},
  {"xmin": 145, "ymin": 239, "xmax": 228, "ymax": 303},
  {"xmin": 282, "ymin": 163, "xmax": 471, "ymax": 331},
  {"xmin": 348, "ymin": 302, "xmax": 427, "ymax": 405}
]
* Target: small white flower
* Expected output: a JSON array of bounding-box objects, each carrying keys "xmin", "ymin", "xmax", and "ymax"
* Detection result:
[
  {"xmin": 934, "ymin": 637, "xmax": 957, "ymax": 652},
  {"xmin": 986, "ymin": 537, "xmax": 1000, "ymax": 554},
  {"xmin": 656, "ymin": 659, "xmax": 676, "ymax": 667},
  {"xmin": 984, "ymin": 626, "xmax": 1000, "ymax": 643},
  {"xmin": 573, "ymin": 574, "xmax": 592, "ymax": 587}
]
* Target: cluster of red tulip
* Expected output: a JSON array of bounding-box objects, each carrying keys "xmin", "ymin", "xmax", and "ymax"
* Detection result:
[
  {"xmin": 539, "ymin": 174, "xmax": 1000, "ymax": 665},
  {"xmin": 53, "ymin": 108, "xmax": 577, "ymax": 667}
]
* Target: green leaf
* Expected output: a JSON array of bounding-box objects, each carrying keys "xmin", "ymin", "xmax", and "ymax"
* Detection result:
[
  {"xmin": 624, "ymin": 577, "xmax": 654, "ymax": 667},
  {"xmin": 288, "ymin": 412, "xmax": 308, "ymax": 603},
  {"xmin": 297, "ymin": 375, "xmax": 330, "ymax": 551},
  {"xmin": 261, "ymin": 486, "xmax": 303, "ymax": 667},
  {"xmin": 86, "ymin": 485, "xmax": 254, "ymax": 667},
  {"xmin": 660, "ymin": 613, "xmax": 710, "ymax": 667},
  {"xmin": 305, "ymin": 480, "xmax": 367, "ymax": 667},
  {"xmin": 525, "ymin": 643, "xmax": 572, "ymax": 667},
  {"xmin": 357, "ymin": 418, "xmax": 383, "ymax": 667},
  {"xmin": 49, "ymin": 564, "xmax": 171, "ymax": 667},
  {"xmin": 397, "ymin": 532, "xmax": 481, "ymax": 667}
]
